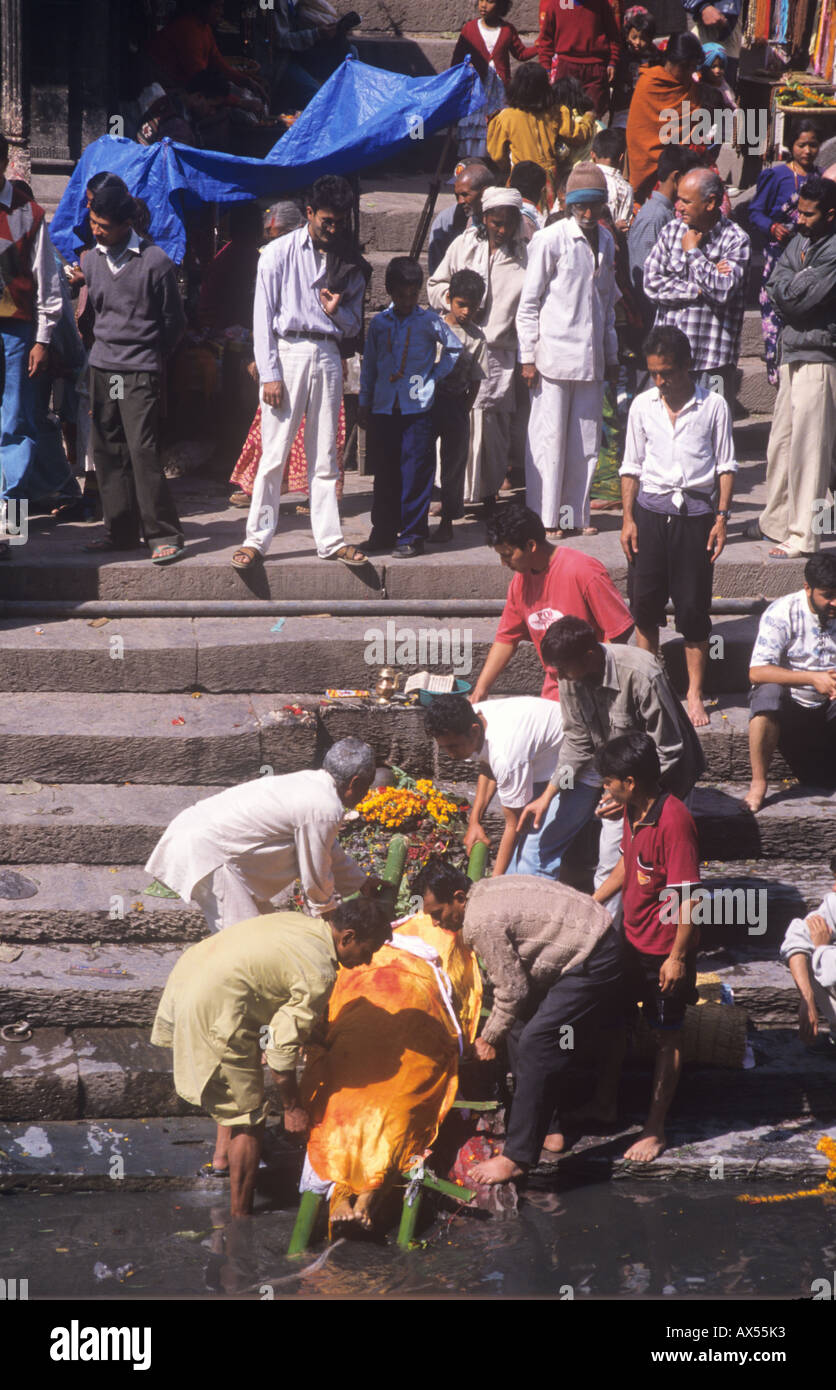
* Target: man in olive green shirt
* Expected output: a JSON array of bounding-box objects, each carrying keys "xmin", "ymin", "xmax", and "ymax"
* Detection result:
[{"xmin": 152, "ymin": 898, "xmax": 392, "ymax": 1217}]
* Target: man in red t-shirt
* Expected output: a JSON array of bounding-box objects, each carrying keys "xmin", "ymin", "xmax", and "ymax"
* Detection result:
[
  {"xmin": 471, "ymin": 502, "xmax": 633, "ymax": 704},
  {"xmin": 588, "ymin": 731, "xmax": 700, "ymax": 1162}
]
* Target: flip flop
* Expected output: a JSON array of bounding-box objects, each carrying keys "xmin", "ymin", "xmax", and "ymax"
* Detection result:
[
  {"xmin": 197, "ymin": 1161, "xmax": 229, "ymax": 1179},
  {"xmin": 768, "ymin": 546, "xmax": 792, "ymax": 559},
  {"xmin": 151, "ymin": 543, "xmax": 187, "ymax": 566}
]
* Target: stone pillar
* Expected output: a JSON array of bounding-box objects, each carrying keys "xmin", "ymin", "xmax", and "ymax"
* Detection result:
[{"xmin": 0, "ymin": 0, "xmax": 29, "ymax": 181}]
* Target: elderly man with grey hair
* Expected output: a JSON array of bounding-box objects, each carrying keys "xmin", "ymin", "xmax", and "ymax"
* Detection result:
[
  {"xmin": 642, "ymin": 165, "xmax": 750, "ymax": 403},
  {"xmin": 145, "ymin": 739, "xmax": 381, "ymax": 932},
  {"xmin": 263, "ymin": 201, "xmax": 305, "ymax": 241}
]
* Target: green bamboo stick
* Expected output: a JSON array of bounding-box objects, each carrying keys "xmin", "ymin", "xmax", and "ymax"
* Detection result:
[
  {"xmin": 420, "ymin": 1172, "xmax": 477, "ymax": 1203},
  {"xmin": 467, "ymin": 841, "xmax": 488, "ymax": 882},
  {"xmin": 378, "ymin": 833, "xmax": 407, "ymax": 914},
  {"xmin": 396, "ymin": 1186, "xmax": 423, "ymax": 1248},
  {"xmin": 287, "ymin": 1190, "xmax": 323, "ymax": 1257}
]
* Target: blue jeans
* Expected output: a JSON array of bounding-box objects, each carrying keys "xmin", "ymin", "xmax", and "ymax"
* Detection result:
[
  {"xmin": 369, "ymin": 409, "xmax": 436, "ymax": 546},
  {"xmin": 508, "ymin": 781, "xmax": 624, "ymax": 917},
  {"xmin": 1, "ymin": 320, "xmax": 79, "ymax": 503}
]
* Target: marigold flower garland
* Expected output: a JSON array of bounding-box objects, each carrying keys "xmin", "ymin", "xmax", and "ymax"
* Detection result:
[{"xmin": 736, "ymin": 1134, "xmax": 836, "ymax": 1204}]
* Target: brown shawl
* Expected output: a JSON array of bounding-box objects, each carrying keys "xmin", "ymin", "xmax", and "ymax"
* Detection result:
[{"xmin": 626, "ymin": 65, "xmax": 703, "ymax": 205}]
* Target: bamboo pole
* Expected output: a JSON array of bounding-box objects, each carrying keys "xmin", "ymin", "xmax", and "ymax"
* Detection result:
[
  {"xmin": 287, "ymin": 1190, "xmax": 324, "ymax": 1257},
  {"xmin": 467, "ymin": 841, "xmax": 489, "ymax": 882}
]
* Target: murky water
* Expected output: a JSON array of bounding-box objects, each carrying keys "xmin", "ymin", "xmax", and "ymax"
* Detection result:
[{"xmin": 3, "ymin": 1180, "xmax": 835, "ymax": 1300}]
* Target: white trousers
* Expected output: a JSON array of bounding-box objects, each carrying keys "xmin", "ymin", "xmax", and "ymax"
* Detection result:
[
  {"xmin": 245, "ymin": 338, "xmax": 345, "ymax": 556},
  {"xmin": 191, "ymin": 864, "xmax": 267, "ymax": 933},
  {"xmin": 760, "ymin": 361, "xmax": 836, "ymax": 557},
  {"xmin": 525, "ymin": 376, "xmax": 604, "ymax": 530}
]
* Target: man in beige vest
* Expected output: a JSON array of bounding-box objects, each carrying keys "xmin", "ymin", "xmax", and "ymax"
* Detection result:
[{"xmin": 412, "ymin": 858, "xmax": 622, "ymax": 1184}]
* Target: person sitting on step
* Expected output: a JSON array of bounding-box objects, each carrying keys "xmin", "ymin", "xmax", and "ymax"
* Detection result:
[{"xmin": 780, "ymin": 854, "xmax": 836, "ymax": 1054}]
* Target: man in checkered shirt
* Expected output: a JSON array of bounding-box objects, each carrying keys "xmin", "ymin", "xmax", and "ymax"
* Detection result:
[{"xmin": 641, "ymin": 167, "xmax": 750, "ymax": 404}]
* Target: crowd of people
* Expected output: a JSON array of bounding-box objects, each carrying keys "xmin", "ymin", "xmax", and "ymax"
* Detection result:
[{"xmin": 2, "ymin": 0, "xmax": 836, "ymax": 1227}]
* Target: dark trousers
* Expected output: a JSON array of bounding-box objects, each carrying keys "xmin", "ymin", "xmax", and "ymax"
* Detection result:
[
  {"xmin": 432, "ymin": 394, "xmax": 470, "ymax": 522},
  {"xmin": 502, "ymin": 926, "xmax": 624, "ymax": 1168},
  {"xmin": 369, "ymin": 408, "xmax": 435, "ymax": 546},
  {"xmin": 89, "ymin": 366, "xmax": 183, "ymax": 549},
  {"xmin": 749, "ymin": 682, "xmax": 836, "ymax": 788},
  {"xmin": 628, "ymin": 503, "xmax": 714, "ymax": 642}
]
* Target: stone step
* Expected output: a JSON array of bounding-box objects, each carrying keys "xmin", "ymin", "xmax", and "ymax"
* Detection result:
[
  {"xmin": 691, "ymin": 782, "xmax": 836, "ymax": 862},
  {"xmin": 0, "ymin": 612, "xmax": 765, "ymax": 697},
  {"xmin": 0, "ymin": 944, "xmax": 182, "ymax": 1028},
  {"xmin": 705, "ymin": 954, "xmax": 814, "ymax": 1028},
  {"xmin": 0, "ymin": 865, "xmax": 205, "ymax": 944},
  {"xmin": 736, "ymin": 356, "xmax": 776, "ymax": 415},
  {"xmin": 0, "ymin": 855, "xmax": 824, "ymax": 949},
  {"xmin": 739, "ymin": 308, "xmax": 765, "ymax": 359},
  {"xmin": 2, "ymin": 1013, "xmax": 833, "ymax": 1125},
  {"xmin": 0, "ymin": 689, "xmax": 790, "ymax": 792}
]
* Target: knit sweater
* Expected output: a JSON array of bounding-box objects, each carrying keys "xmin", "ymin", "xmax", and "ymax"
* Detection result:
[
  {"xmin": 451, "ymin": 20, "xmax": 538, "ymax": 89},
  {"xmin": 81, "ymin": 239, "xmax": 186, "ymax": 373},
  {"xmin": 462, "ymin": 875, "xmax": 612, "ymax": 1044}
]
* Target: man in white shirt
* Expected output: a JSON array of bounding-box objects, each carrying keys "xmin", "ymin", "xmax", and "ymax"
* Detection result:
[
  {"xmin": 744, "ymin": 553, "xmax": 836, "ymax": 811},
  {"xmin": 145, "ymin": 738, "xmax": 382, "ymax": 932},
  {"xmin": 620, "ymin": 326, "xmax": 736, "ymax": 729},
  {"xmin": 780, "ymin": 858, "xmax": 836, "ymax": 1050},
  {"xmin": 423, "ymin": 692, "xmax": 564, "ymax": 877},
  {"xmin": 232, "ymin": 175, "xmax": 368, "ymax": 573},
  {"xmin": 516, "ymin": 162, "xmax": 620, "ymax": 536}
]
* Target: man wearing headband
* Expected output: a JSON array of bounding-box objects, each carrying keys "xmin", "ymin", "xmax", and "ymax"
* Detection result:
[{"xmin": 516, "ymin": 162, "xmax": 619, "ymax": 538}]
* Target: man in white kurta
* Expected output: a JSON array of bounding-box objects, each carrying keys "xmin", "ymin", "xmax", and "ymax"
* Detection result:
[
  {"xmin": 145, "ymin": 740, "xmax": 379, "ymax": 932},
  {"xmin": 428, "ymin": 187, "xmax": 528, "ymax": 505},
  {"xmin": 516, "ymin": 162, "xmax": 619, "ymax": 534}
]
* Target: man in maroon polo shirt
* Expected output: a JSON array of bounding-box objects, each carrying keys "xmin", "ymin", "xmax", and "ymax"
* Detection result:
[{"xmin": 587, "ymin": 730, "xmax": 700, "ymax": 1161}]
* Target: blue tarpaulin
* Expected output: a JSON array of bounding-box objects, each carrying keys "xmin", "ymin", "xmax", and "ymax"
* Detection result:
[{"xmin": 49, "ymin": 56, "xmax": 484, "ymax": 264}]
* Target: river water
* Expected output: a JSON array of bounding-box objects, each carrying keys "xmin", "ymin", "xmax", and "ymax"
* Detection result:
[{"xmin": 3, "ymin": 1179, "xmax": 834, "ymax": 1300}]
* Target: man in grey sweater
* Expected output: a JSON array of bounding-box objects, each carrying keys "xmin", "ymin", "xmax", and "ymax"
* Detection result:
[
  {"xmin": 412, "ymin": 859, "xmax": 622, "ymax": 1185},
  {"xmin": 758, "ymin": 173, "xmax": 836, "ymax": 559},
  {"xmin": 81, "ymin": 183, "xmax": 186, "ymax": 564}
]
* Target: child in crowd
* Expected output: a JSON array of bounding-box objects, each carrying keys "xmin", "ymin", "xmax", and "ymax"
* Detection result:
[
  {"xmin": 610, "ymin": 6, "xmax": 662, "ymax": 127},
  {"xmin": 431, "ymin": 269, "xmax": 487, "ymax": 542},
  {"xmin": 359, "ymin": 258, "xmax": 462, "ymax": 559},
  {"xmin": 591, "ymin": 127, "xmax": 635, "ymax": 229},
  {"xmin": 509, "ymin": 160, "xmax": 548, "ymax": 230},
  {"xmin": 451, "ymin": 0, "xmax": 537, "ymax": 157},
  {"xmin": 487, "ymin": 63, "xmax": 597, "ymax": 207}
]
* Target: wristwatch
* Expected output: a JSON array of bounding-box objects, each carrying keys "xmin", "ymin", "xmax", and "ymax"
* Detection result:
[{"xmin": 716, "ymin": 510, "xmax": 730, "ymax": 518}]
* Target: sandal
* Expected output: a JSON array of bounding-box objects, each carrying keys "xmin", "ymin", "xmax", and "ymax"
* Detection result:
[
  {"xmin": 326, "ymin": 544, "xmax": 368, "ymax": 568},
  {"xmin": 231, "ymin": 546, "xmax": 262, "ymax": 570},
  {"xmin": 151, "ymin": 543, "xmax": 187, "ymax": 566},
  {"xmin": 581, "ymin": 526, "xmax": 599, "ymax": 536},
  {"xmin": 768, "ymin": 546, "xmax": 792, "ymax": 559},
  {"xmin": 228, "ymin": 490, "xmax": 251, "ymax": 508},
  {"xmin": 197, "ymin": 1161, "xmax": 229, "ymax": 1179}
]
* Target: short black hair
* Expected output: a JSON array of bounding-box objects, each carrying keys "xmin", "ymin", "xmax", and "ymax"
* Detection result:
[
  {"xmin": 485, "ymin": 500, "xmax": 546, "ymax": 549},
  {"xmin": 411, "ymin": 854, "xmax": 471, "ymax": 902},
  {"xmin": 788, "ymin": 117, "xmax": 822, "ymax": 146},
  {"xmin": 308, "ymin": 174, "xmax": 354, "ymax": 217},
  {"xmin": 592, "ymin": 128, "xmax": 626, "ymax": 163},
  {"xmin": 86, "ymin": 170, "xmax": 128, "ymax": 196},
  {"xmin": 596, "ymin": 731, "xmax": 661, "ymax": 787},
  {"xmin": 665, "ymin": 32, "xmax": 705, "ymax": 68},
  {"xmin": 805, "ymin": 552, "xmax": 836, "ymax": 591},
  {"xmin": 509, "ymin": 160, "xmax": 547, "ymax": 204},
  {"xmin": 655, "ymin": 144, "xmax": 703, "ymax": 183},
  {"xmin": 541, "ymin": 616, "xmax": 599, "ymax": 670},
  {"xmin": 449, "ymin": 267, "xmax": 485, "ymax": 305},
  {"xmin": 385, "ymin": 256, "xmax": 423, "ymax": 293},
  {"xmin": 131, "ymin": 196, "xmax": 152, "ymax": 236},
  {"xmin": 624, "ymin": 7, "xmax": 656, "ymax": 38},
  {"xmin": 330, "ymin": 896, "xmax": 392, "ymax": 944},
  {"xmin": 551, "ymin": 74, "xmax": 595, "ymax": 115},
  {"xmin": 491, "ymin": 0, "xmax": 512, "ymax": 15},
  {"xmin": 90, "ymin": 185, "xmax": 136, "ymax": 225},
  {"xmin": 507, "ymin": 63, "xmax": 552, "ymax": 115},
  {"xmin": 798, "ymin": 174, "xmax": 836, "ymax": 219},
  {"xmin": 423, "ymin": 693, "xmax": 480, "ymax": 739},
  {"xmin": 643, "ymin": 324, "xmax": 692, "ymax": 368}
]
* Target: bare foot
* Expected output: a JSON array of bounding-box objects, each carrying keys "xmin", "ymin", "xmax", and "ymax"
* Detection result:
[
  {"xmin": 353, "ymin": 1190, "xmax": 376, "ymax": 1229},
  {"xmin": 331, "ymin": 1196, "xmax": 355, "ymax": 1224},
  {"xmin": 541, "ymin": 1132, "xmax": 565, "ymax": 1154},
  {"xmin": 742, "ymin": 780, "xmax": 767, "ymax": 813},
  {"xmin": 623, "ymin": 1130, "xmax": 667, "ymax": 1162},
  {"xmin": 470, "ymin": 1155, "xmax": 526, "ymax": 1185},
  {"xmin": 687, "ymin": 694, "xmax": 710, "ymax": 728}
]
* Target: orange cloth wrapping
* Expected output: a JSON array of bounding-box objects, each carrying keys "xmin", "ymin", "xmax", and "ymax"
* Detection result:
[
  {"xmin": 301, "ymin": 914, "xmax": 482, "ymax": 1212},
  {"xmin": 625, "ymin": 67, "xmax": 703, "ymax": 203}
]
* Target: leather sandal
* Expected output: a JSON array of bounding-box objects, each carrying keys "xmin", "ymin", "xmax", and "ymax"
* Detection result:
[{"xmin": 231, "ymin": 546, "xmax": 262, "ymax": 570}]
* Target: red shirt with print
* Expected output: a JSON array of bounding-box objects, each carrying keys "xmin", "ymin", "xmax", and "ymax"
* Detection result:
[
  {"xmin": 621, "ymin": 792, "xmax": 701, "ymax": 956},
  {"xmin": 494, "ymin": 546, "xmax": 633, "ymax": 700}
]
